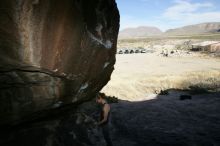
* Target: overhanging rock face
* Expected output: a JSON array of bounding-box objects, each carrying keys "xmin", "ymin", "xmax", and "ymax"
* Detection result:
[{"xmin": 0, "ymin": 0, "xmax": 119, "ymax": 126}]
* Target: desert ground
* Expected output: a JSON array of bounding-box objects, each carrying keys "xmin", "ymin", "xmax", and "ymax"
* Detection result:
[
  {"xmin": 102, "ymin": 37, "xmax": 220, "ymax": 101},
  {"xmin": 100, "ymin": 37, "xmax": 220, "ymax": 145}
]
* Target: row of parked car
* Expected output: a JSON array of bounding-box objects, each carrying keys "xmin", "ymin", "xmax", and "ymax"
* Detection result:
[{"xmin": 117, "ymin": 48, "xmax": 147, "ymax": 54}]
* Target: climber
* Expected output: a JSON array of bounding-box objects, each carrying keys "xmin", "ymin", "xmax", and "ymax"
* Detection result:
[{"xmin": 96, "ymin": 93, "xmax": 112, "ymax": 146}]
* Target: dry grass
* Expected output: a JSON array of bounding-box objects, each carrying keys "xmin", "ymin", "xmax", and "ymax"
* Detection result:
[
  {"xmin": 102, "ymin": 71, "xmax": 220, "ymax": 101},
  {"xmin": 102, "ymin": 53, "xmax": 220, "ymax": 101},
  {"xmin": 105, "ymin": 36, "xmax": 220, "ymax": 101}
]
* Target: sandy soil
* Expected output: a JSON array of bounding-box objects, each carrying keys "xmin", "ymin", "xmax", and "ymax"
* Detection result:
[{"xmin": 102, "ymin": 53, "xmax": 220, "ymax": 100}]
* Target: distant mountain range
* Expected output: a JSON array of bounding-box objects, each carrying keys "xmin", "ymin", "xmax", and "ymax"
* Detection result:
[
  {"xmin": 119, "ymin": 22, "xmax": 220, "ymax": 38},
  {"xmin": 165, "ymin": 22, "xmax": 220, "ymax": 35}
]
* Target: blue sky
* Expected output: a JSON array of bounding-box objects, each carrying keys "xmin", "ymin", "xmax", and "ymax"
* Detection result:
[{"xmin": 116, "ymin": 0, "xmax": 220, "ymax": 31}]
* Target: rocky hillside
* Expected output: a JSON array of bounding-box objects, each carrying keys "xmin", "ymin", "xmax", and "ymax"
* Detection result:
[
  {"xmin": 0, "ymin": 0, "xmax": 119, "ymax": 145},
  {"xmin": 119, "ymin": 26, "xmax": 162, "ymax": 38},
  {"xmin": 165, "ymin": 22, "xmax": 220, "ymax": 35},
  {"xmin": 119, "ymin": 23, "xmax": 220, "ymax": 38}
]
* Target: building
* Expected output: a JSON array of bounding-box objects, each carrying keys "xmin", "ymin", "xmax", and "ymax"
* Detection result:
[
  {"xmin": 191, "ymin": 41, "xmax": 220, "ymax": 52},
  {"xmin": 209, "ymin": 42, "xmax": 220, "ymax": 53}
]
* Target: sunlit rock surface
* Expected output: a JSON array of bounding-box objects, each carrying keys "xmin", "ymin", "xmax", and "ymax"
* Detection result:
[{"xmin": 0, "ymin": 0, "xmax": 119, "ymax": 126}]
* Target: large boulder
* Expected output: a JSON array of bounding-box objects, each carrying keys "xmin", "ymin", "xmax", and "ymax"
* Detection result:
[
  {"xmin": 0, "ymin": 101, "xmax": 107, "ymax": 146},
  {"xmin": 0, "ymin": 0, "xmax": 119, "ymax": 126}
]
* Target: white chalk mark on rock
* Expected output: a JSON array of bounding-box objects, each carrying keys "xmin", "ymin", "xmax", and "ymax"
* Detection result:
[
  {"xmin": 103, "ymin": 62, "xmax": 110, "ymax": 68},
  {"xmin": 105, "ymin": 40, "xmax": 112, "ymax": 49},
  {"xmin": 61, "ymin": 73, "xmax": 66, "ymax": 76},
  {"xmin": 88, "ymin": 31, "xmax": 112, "ymax": 49},
  {"xmin": 95, "ymin": 23, "xmax": 103, "ymax": 37},
  {"xmin": 53, "ymin": 101, "xmax": 63, "ymax": 108},
  {"xmin": 79, "ymin": 83, "xmax": 89, "ymax": 91},
  {"xmin": 53, "ymin": 68, "xmax": 58, "ymax": 72}
]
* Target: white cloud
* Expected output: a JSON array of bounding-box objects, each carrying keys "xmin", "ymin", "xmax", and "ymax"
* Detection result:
[
  {"xmin": 164, "ymin": 0, "xmax": 213, "ymax": 17},
  {"xmin": 158, "ymin": 0, "xmax": 220, "ymax": 30},
  {"xmin": 163, "ymin": 0, "xmax": 220, "ymax": 23},
  {"xmin": 183, "ymin": 12, "xmax": 220, "ymax": 25},
  {"xmin": 119, "ymin": 0, "xmax": 220, "ymax": 31}
]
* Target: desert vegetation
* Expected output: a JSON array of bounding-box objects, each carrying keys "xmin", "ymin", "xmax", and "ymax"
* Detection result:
[{"xmin": 102, "ymin": 34, "xmax": 220, "ymax": 101}]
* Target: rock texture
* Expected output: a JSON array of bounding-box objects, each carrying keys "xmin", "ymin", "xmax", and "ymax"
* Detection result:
[
  {"xmin": 0, "ymin": 101, "xmax": 107, "ymax": 146},
  {"xmin": 0, "ymin": 0, "xmax": 119, "ymax": 126}
]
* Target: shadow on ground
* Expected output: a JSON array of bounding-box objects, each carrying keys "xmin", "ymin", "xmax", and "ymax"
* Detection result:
[
  {"xmin": 0, "ymin": 89, "xmax": 220, "ymax": 146},
  {"xmin": 109, "ymin": 89, "xmax": 220, "ymax": 146}
]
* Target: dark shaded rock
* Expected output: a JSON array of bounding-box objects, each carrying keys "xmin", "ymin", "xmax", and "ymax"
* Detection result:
[
  {"xmin": 179, "ymin": 95, "xmax": 192, "ymax": 100},
  {"xmin": 188, "ymin": 86, "xmax": 210, "ymax": 95},
  {"xmin": 0, "ymin": 101, "xmax": 106, "ymax": 146},
  {"xmin": 1, "ymin": 92, "xmax": 220, "ymax": 146},
  {"xmin": 0, "ymin": 0, "xmax": 119, "ymax": 126},
  {"xmin": 159, "ymin": 90, "xmax": 169, "ymax": 95}
]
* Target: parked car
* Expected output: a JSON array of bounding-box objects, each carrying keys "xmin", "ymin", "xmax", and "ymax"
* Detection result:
[
  {"xmin": 124, "ymin": 49, "xmax": 129, "ymax": 54},
  {"xmin": 135, "ymin": 49, "xmax": 140, "ymax": 53},
  {"xmin": 130, "ymin": 49, "xmax": 134, "ymax": 54},
  {"xmin": 118, "ymin": 50, "xmax": 123, "ymax": 54},
  {"xmin": 141, "ymin": 49, "xmax": 146, "ymax": 53}
]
